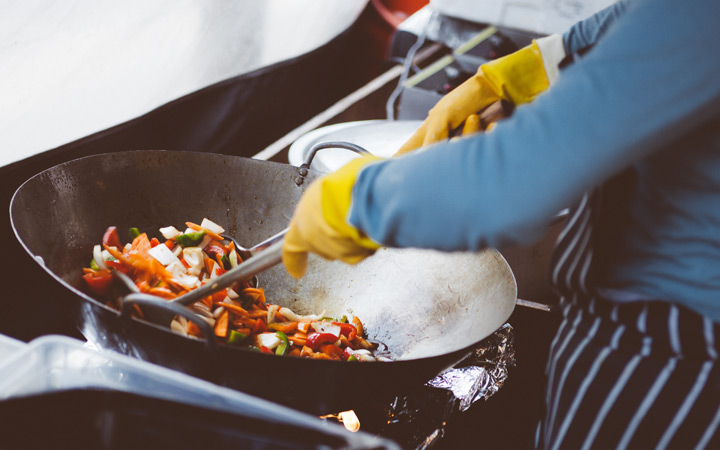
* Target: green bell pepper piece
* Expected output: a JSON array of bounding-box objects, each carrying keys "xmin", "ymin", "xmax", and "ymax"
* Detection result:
[
  {"xmin": 227, "ymin": 329, "xmax": 247, "ymax": 346},
  {"xmin": 174, "ymin": 230, "xmax": 206, "ymax": 247},
  {"xmin": 128, "ymin": 227, "xmax": 141, "ymax": 240},
  {"xmin": 275, "ymin": 331, "xmax": 290, "ymax": 356}
]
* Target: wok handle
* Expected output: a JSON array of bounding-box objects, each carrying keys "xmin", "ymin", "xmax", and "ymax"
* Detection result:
[
  {"xmin": 295, "ymin": 141, "xmax": 371, "ymax": 185},
  {"xmin": 120, "ymin": 293, "xmax": 217, "ymax": 348}
]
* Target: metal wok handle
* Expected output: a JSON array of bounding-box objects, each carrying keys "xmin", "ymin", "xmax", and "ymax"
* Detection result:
[
  {"xmin": 295, "ymin": 141, "xmax": 371, "ymax": 185},
  {"xmin": 120, "ymin": 293, "xmax": 218, "ymax": 349}
]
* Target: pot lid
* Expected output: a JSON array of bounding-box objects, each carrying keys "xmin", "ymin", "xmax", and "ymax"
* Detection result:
[{"xmin": 288, "ymin": 120, "xmax": 422, "ymax": 173}]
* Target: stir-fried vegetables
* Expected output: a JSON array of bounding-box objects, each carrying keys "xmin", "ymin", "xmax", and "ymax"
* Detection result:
[{"xmin": 82, "ymin": 218, "xmax": 389, "ymax": 361}]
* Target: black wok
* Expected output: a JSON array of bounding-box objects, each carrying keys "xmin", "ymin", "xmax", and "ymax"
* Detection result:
[{"xmin": 10, "ymin": 150, "xmax": 516, "ymax": 414}]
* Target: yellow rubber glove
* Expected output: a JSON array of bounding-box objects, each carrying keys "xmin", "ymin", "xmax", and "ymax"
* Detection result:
[
  {"xmin": 282, "ymin": 156, "xmax": 383, "ymax": 278},
  {"xmin": 395, "ymin": 34, "xmax": 565, "ymax": 156}
]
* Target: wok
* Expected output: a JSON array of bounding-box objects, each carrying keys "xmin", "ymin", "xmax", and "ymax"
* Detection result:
[{"xmin": 10, "ymin": 150, "xmax": 516, "ymax": 414}]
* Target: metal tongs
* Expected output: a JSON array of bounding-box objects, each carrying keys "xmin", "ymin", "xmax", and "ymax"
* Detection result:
[{"xmin": 117, "ymin": 229, "xmax": 287, "ymax": 339}]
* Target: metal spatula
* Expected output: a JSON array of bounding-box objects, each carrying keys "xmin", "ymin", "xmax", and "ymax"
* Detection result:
[{"xmin": 117, "ymin": 230, "xmax": 286, "ymax": 334}]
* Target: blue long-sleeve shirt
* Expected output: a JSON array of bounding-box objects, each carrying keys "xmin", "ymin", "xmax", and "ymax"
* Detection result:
[{"xmin": 349, "ymin": 0, "xmax": 720, "ymax": 320}]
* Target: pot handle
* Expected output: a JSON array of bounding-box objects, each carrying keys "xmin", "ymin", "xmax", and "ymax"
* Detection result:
[
  {"xmin": 295, "ymin": 141, "xmax": 371, "ymax": 185},
  {"xmin": 120, "ymin": 293, "xmax": 218, "ymax": 349}
]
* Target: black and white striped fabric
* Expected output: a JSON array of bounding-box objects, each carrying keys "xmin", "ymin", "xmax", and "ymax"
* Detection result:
[{"xmin": 536, "ymin": 190, "xmax": 720, "ymax": 449}]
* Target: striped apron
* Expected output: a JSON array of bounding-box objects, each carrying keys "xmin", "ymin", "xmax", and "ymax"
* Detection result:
[{"xmin": 535, "ymin": 187, "xmax": 720, "ymax": 450}]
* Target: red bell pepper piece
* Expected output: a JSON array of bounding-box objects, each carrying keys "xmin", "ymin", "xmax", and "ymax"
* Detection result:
[
  {"xmin": 332, "ymin": 322, "xmax": 357, "ymax": 341},
  {"xmin": 253, "ymin": 319, "xmax": 267, "ymax": 334},
  {"xmin": 211, "ymin": 289, "xmax": 228, "ymax": 303},
  {"xmin": 203, "ymin": 243, "xmax": 226, "ymax": 259},
  {"xmin": 306, "ymin": 332, "xmax": 338, "ymax": 351},
  {"xmin": 82, "ymin": 269, "xmax": 114, "ymax": 295},
  {"xmin": 102, "ymin": 226, "xmax": 122, "ymax": 249},
  {"xmin": 105, "ymin": 259, "xmax": 130, "ymax": 275},
  {"xmin": 260, "ymin": 346, "xmax": 273, "ymax": 354}
]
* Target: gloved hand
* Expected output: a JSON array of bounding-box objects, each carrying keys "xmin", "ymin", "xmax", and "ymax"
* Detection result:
[
  {"xmin": 395, "ymin": 34, "xmax": 565, "ymax": 156},
  {"xmin": 282, "ymin": 156, "xmax": 383, "ymax": 278}
]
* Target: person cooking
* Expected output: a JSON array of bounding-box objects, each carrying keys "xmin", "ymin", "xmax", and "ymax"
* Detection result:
[{"xmin": 282, "ymin": 0, "xmax": 720, "ymax": 447}]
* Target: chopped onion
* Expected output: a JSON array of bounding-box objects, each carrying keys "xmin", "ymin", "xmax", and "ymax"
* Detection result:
[
  {"xmin": 267, "ymin": 304, "xmax": 279, "ymax": 324},
  {"xmin": 200, "ymin": 218, "xmax": 225, "ymax": 234},
  {"xmin": 192, "ymin": 303, "xmax": 212, "ymax": 318},
  {"xmin": 297, "ymin": 321, "xmax": 311, "ymax": 334},
  {"xmin": 312, "ymin": 321, "xmax": 341, "ymax": 338},
  {"xmin": 198, "ymin": 234, "xmax": 212, "ymax": 250},
  {"xmin": 182, "ymin": 247, "xmax": 205, "ymax": 270},
  {"xmin": 354, "ymin": 353, "xmax": 376, "ymax": 362},
  {"xmin": 166, "ymin": 261, "xmax": 187, "ymax": 276},
  {"xmin": 278, "ymin": 307, "xmax": 325, "ymax": 322},
  {"xmin": 148, "ymin": 244, "xmax": 180, "ymax": 266},
  {"xmin": 226, "ymin": 288, "xmax": 239, "ymax": 299},
  {"xmin": 92, "ymin": 245, "xmax": 107, "ymax": 270},
  {"xmin": 254, "ymin": 332, "xmax": 281, "ymax": 350},
  {"xmin": 159, "ymin": 226, "xmax": 181, "ymax": 240},
  {"xmin": 197, "ymin": 315, "xmax": 215, "ymax": 326},
  {"xmin": 228, "ymin": 249, "xmax": 238, "ymax": 268}
]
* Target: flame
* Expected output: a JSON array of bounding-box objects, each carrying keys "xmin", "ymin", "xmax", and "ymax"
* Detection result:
[{"xmin": 319, "ymin": 410, "xmax": 360, "ymax": 432}]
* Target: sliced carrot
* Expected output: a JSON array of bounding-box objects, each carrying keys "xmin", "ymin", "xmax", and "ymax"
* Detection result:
[
  {"xmin": 352, "ymin": 316, "xmax": 364, "ymax": 337},
  {"xmin": 288, "ymin": 335, "xmax": 307, "ymax": 346},
  {"xmin": 232, "ymin": 317, "xmax": 257, "ymax": 329},
  {"xmin": 147, "ymin": 287, "xmax": 177, "ymax": 299},
  {"xmin": 214, "ymin": 310, "xmax": 229, "ymax": 338},
  {"xmin": 297, "ymin": 321, "xmax": 312, "ymax": 334},
  {"xmin": 242, "ymin": 288, "xmax": 266, "ymax": 303},
  {"xmin": 164, "ymin": 240, "xmax": 175, "ymax": 250},
  {"xmin": 320, "ymin": 344, "xmax": 343, "ymax": 359},
  {"xmin": 267, "ymin": 321, "xmax": 297, "ymax": 334},
  {"xmin": 233, "ymin": 327, "xmax": 251, "ymax": 336},
  {"xmin": 351, "ymin": 336, "xmax": 377, "ymax": 350},
  {"xmin": 274, "ymin": 312, "xmax": 288, "ymax": 323},
  {"xmin": 211, "ymin": 289, "xmax": 228, "ymax": 303},
  {"xmin": 187, "ymin": 321, "xmax": 204, "ymax": 338},
  {"xmin": 130, "ymin": 233, "xmax": 152, "ymax": 253},
  {"xmin": 253, "ymin": 319, "xmax": 267, "ymax": 334},
  {"xmin": 288, "ymin": 348, "xmax": 302, "ymax": 358},
  {"xmin": 247, "ymin": 310, "xmax": 269, "ymax": 319},
  {"xmin": 217, "ymin": 301, "xmax": 249, "ymax": 317}
]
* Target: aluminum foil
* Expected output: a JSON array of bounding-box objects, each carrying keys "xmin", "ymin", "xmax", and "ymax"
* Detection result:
[
  {"xmin": 374, "ymin": 323, "xmax": 516, "ymax": 449},
  {"xmin": 426, "ymin": 323, "xmax": 515, "ymax": 411}
]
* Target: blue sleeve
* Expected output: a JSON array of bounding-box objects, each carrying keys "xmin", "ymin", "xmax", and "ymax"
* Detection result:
[
  {"xmin": 348, "ymin": 0, "xmax": 720, "ymax": 252},
  {"xmin": 562, "ymin": 0, "xmax": 628, "ymax": 54}
]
